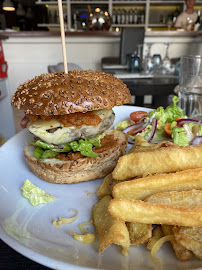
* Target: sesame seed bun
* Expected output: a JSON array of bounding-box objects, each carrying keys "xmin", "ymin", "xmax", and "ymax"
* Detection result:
[{"xmin": 12, "ymin": 70, "xmax": 131, "ymax": 116}]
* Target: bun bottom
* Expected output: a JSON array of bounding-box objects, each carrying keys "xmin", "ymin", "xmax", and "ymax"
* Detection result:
[{"xmin": 24, "ymin": 129, "xmax": 127, "ymax": 184}]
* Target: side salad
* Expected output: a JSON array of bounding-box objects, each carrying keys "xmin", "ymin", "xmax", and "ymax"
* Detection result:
[{"xmin": 115, "ymin": 96, "xmax": 202, "ymax": 146}]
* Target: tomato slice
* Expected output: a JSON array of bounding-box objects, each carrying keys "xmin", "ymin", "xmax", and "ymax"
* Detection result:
[
  {"xmin": 130, "ymin": 111, "xmax": 148, "ymax": 123},
  {"xmin": 164, "ymin": 123, "xmax": 172, "ymax": 138}
]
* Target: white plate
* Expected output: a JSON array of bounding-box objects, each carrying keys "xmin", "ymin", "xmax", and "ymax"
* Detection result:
[{"xmin": 0, "ymin": 105, "xmax": 201, "ymax": 270}]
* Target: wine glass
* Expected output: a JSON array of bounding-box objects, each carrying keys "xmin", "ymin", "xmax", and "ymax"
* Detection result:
[
  {"xmin": 142, "ymin": 42, "xmax": 153, "ymax": 74},
  {"xmin": 162, "ymin": 42, "xmax": 173, "ymax": 74}
]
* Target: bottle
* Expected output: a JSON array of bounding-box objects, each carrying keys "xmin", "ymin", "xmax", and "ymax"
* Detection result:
[
  {"xmin": 117, "ymin": 9, "xmax": 121, "ymax": 24},
  {"xmin": 129, "ymin": 9, "xmax": 133, "ymax": 24},
  {"xmin": 133, "ymin": 8, "xmax": 138, "ymax": 24},
  {"xmin": 137, "ymin": 10, "xmax": 141, "ymax": 24},
  {"xmin": 112, "ymin": 9, "xmax": 117, "ymax": 24},
  {"xmin": 141, "ymin": 10, "xmax": 145, "ymax": 24},
  {"xmin": 125, "ymin": 10, "xmax": 129, "ymax": 24},
  {"xmin": 121, "ymin": 9, "xmax": 126, "ymax": 24},
  {"xmin": 195, "ymin": 10, "xmax": 201, "ymax": 25}
]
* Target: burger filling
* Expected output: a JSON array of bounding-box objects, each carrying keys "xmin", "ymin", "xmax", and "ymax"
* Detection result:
[{"xmin": 25, "ymin": 109, "xmax": 117, "ymax": 160}]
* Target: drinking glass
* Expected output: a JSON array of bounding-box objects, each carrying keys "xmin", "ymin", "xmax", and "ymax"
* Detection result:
[
  {"xmin": 162, "ymin": 42, "xmax": 173, "ymax": 74},
  {"xmin": 178, "ymin": 55, "xmax": 202, "ymax": 120},
  {"xmin": 152, "ymin": 54, "xmax": 162, "ymax": 74},
  {"xmin": 142, "ymin": 42, "xmax": 153, "ymax": 74}
]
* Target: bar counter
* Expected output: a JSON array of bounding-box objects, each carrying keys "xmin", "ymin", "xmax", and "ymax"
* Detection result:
[{"xmin": 1, "ymin": 29, "xmax": 202, "ymax": 38}]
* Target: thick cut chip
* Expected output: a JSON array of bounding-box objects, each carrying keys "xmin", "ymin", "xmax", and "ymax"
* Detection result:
[
  {"xmin": 113, "ymin": 168, "xmax": 202, "ymax": 200},
  {"xmin": 97, "ymin": 173, "xmax": 117, "ymax": 200},
  {"xmin": 112, "ymin": 145, "xmax": 202, "ymax": 180},
  {"xmin": 108, "ymin": 197, "xmax": 202, "ymax": 227},
  {"xmin": 161, "ymin": 225, "xmax": 192, "ymax": 261},
  {"xmin": 92, "ymin": 195, "xmax": 130, "ymax": 255},
  {"xmin": 145, "ymin": 190, "xmax": 202, "ymax": 207},
  {"xmin": 173, "ymin": 226, "xmax": 202, "ymax": 260},
  {"xmin": 129, "ymin": 135, "xmax": 176, "ymax": 154},
  {"xmin": 126, "ymin": 222, "xmax": 152, "ymax": 246}
]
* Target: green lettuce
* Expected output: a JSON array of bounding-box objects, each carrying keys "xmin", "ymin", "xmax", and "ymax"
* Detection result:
[
  {"xmin": 21, "ymin": 179, "xmax": 57, "ymax": 206},
  {"xmin": 164, "ymin": 96, "xmax": 185, "ymax": 123},
  {"xmin": 171, "ymin": 122, "xmax": 202, "ymax": 146},
  {"xmin": 141, "ymin": 96, "xmax": 186, "ymax": 141},
  {"xmin": 28, "ymin": 134, "xmax": 105, "ymax": 160}
]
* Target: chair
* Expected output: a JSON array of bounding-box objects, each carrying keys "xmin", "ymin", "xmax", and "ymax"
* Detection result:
[
  {"xmin": 48, "ymin": 62, "xmax": 82, "ymax": 73},
  {"xmin": 120, "ymin": 27, "xmax": 145, "ymax": 65}
]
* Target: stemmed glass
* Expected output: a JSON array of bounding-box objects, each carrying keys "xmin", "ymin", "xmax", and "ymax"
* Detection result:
[
  {"xmin": 142, "ymin": 42, "xmax": 153, "ymax": 74},
  {"xmin": 162, "ymin": 42, "xmax": 173, "ymax": 74}
]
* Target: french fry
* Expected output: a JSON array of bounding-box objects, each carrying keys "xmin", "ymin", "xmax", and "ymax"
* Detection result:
[
  {"xmin": 146, "ymin": 226, "xmax": 164, "ymax": 251},
  {"xmin": 97, "ymin": 173, "xmax": 114, "ymax": 200},
  {"xmin": 129, "ymin": 135, "xmax": 175, "ymax": 154},
  {"xmin": 145, "ymin": 190, "xmax": 202, "ymax": 207},
  {"xmin": 113, "ymin": 168, "xmax": 202, "ymax": 200},
  {"xmin": 97, "ymin": 173, "xmax": 126, "ymax": 200},
  {"xmin": 173, "ymin": 226, "xmax": 202, "ymax": 260},
  {"xmin": 92, "ymin": 195, "xmax": 130, "ymax": 255},
  {"xmin": 126, "ymin": 222, "xmax": 152, "ymax": 247},
  {"xmin": 112, "ymin": 145, "xmax": 202, "ymax": 180},
  {"xmin": 108, "ymin": 194, "xmax": 202, "ymax": 227},
  {"xmin": 161, "ymin": 225, "xmax": 192, "ymax": 261}
]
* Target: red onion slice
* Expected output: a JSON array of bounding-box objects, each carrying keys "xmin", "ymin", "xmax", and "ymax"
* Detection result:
[
  {"xmin": 191, "ymin": 136, "xmax": 202, "ymax": 145},
  {"xmin": 148, "ymin": 118, "xmax": 158, "ymax": 142},
  {"xmin": 177, "ymin": 118, "xmax": 202, "ymax": 126},
  {"xmin": 20, "ymin": 115, "xmax": 29, "ymax": 128},
  {"xmin": 123, "ymin": 121, "xmax": 149, "ymax": 135}
]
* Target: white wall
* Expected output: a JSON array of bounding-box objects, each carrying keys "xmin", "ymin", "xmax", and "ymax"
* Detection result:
[
  {"xmin": 2, "ymin": 36, "xmax": 120, "ymax": 97},
  {"xmin": 2, "ymin": 32, "xmax": 202, "ymax": 99}
]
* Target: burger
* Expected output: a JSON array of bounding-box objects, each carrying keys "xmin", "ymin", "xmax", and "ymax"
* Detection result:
[{"xmin": 12, "ymin": 70, "xmax": 131, "ymax": 184}]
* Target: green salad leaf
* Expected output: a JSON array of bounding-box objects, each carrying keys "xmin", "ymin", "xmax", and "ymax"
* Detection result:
[
  {"xmin": 21, "ymin": 179, "xmax": 57, "ymax": 206},
  {"xmin": 28, "ymin": 134, "xmax": 105, "ymax": 160},
  {"xmin": 172, "ymin": 123, "xmax": 202, "ymax": 146},
  {"xmin": 164, "ymin": 96, "xmax": 185, "ymax": 123}
]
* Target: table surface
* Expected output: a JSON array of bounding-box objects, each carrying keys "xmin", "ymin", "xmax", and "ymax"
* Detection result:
[{"xmin": 0, "ymin": 240, "xmax": 50, "ymax": 269}]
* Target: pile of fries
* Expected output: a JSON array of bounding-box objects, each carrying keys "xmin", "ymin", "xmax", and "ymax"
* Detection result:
[{"xmin": 92, "ymin": 135, "xmax": 202, "ymax": 261}]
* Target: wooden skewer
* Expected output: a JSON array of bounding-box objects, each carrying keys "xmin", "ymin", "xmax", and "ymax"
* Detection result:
[{"xmin": 58, "ymin": 0, "xmax": 68, "ymax": 74}]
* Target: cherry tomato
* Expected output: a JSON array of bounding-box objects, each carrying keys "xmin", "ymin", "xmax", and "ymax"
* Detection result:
[{"xmin": 130, "ymin": 111, "xmax": 148, "ymax": 123}]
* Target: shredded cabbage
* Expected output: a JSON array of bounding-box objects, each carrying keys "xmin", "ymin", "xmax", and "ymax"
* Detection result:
[
  {"xmin": 151, "ymin": 235, "xmax": 175, "ymax": 263},
  {"xmin": 53, "ymin": 209, "xmax": 78, "ymax": 226}
]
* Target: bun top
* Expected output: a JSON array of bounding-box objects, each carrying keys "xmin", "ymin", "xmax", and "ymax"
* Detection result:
[{"xmin": 12, "ymin": 70, "xmax": 131, "ymax": 115}]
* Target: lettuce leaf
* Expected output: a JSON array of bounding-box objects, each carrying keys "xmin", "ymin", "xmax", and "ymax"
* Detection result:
[
  {"xmin": 172, "ymin": 123, "xmax": 202, "ymax": 146},
  {"xmin": 164, "ymin": 96, "xmax": 185, "ymax": 123},
  {"xmin": 21, "ymin": 179, "xmax": 57, "ymax": 206},
  {"xmin": 28, "ymin": 134, "xmax": 105, "ymax": 160}
]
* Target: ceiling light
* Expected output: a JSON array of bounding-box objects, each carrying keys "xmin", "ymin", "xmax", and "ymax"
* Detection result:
[{"xmin": 2, "ymin": 0, "xmax": 15, "ymax": 11}]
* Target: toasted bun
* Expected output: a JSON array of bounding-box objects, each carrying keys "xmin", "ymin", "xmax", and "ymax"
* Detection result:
[
  {"xmin": 12, "ymin": 70, "xmax": 131, "ymax": 116},
  {"xmin": 24, "ymin": 129, "xmax": 127, "ymax": 184}
]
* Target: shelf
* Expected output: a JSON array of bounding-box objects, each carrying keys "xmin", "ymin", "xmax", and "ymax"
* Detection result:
[
  {"xmin": 112, "ymin": 1, "xmax": 147, "ymax": 4},
  {"xmin": 36, "ymin": 1, "xmax": 66, "ymax": 4},
  {"xmin": 71, "ymin": 1, "xmax": 109, "ymax": 3},
  {"xmin": 35, "ymin": 0, "xmax": 202, "ymax": 32},
  {"xmin": 112, "ymin": 24, "xmax": 145, "ymax": 27}
]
